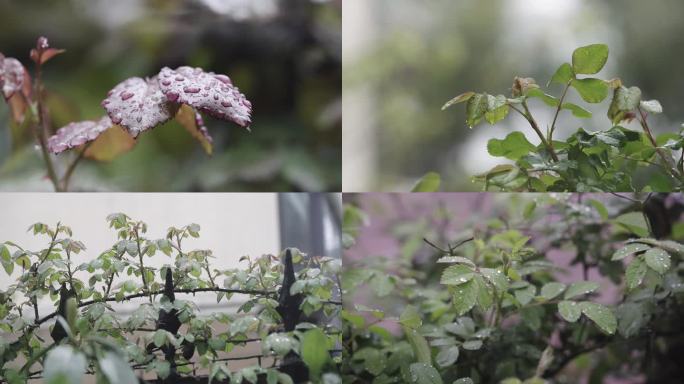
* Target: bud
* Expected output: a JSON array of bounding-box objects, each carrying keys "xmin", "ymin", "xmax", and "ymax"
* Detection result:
[{"xmin": 512, "ymin": 77, "xmax": 539, "ymax": 97}]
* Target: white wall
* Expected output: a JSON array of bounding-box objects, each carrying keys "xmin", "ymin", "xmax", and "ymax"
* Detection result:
[{"xmin": 0, "ymin": 193, "xmax": 280, "ymax": 318}]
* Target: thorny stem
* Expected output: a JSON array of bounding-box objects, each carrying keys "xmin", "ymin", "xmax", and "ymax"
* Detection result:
[
  {"xmin": 637, "ymin": 107, "xmax": 682, "ymax": 180},
  {"xmin": 511, "ymin": 103, "xmax": 559, "ymax": 162},
  {"xmin": 33, "ymin": 61, "xmax": 62, "ymax": 192}
]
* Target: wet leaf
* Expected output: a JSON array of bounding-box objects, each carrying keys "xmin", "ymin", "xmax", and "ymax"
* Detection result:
[
  {"xmin": 102, "ymin": 76, "xmax": 177, "ymax": 137},
  {"xmin": 643, "ymin": 248, "xmax": 671, "ymax": 274},
  {"xmin": 564, "ymin": 281, "xmax": 599, "ymax": 299},
  {"xmin": 158, "ymin": 66, "xmax": 252, "ymax": 129},
  {"xmin": 540, "ymin": 282, "xmax": 566, "ymax": 300},
  {"xmin": 612, "ymin": 243, "xmax": 650, "ymax": 261},
  {"xmin": 47, "ymin": 116, "xmax": 114, "ymax": 154},
  {"xmin": 558, "ymin": 301, "xmax": 581, "ymax": 322},
  {"xmin": 441, "ymin": 265, "xmax": 475, "ymax": 285},
  {"xmin": 580, "ymin": 302, "xmax": 617, "ymax": 335},
  {"xmin": 0, "ymin": 54, "xmax": 26, "ymax": 100},
  {"xmin": 451, "ymin": 279, "xmax": 478, "ymax": 316},
  {"xmin": 626, "ymin": 257, "xmax": 648, "ymax": 290},
  {"xmin": 409, "ymin": 363, "xmax": 442, "ymax": 384}
]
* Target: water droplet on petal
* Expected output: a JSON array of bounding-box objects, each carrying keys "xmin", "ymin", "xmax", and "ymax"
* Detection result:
[
  {"xmin": 120, "ymin": 92, "xmax": 134, "ymax": 101},
  {"xmin": 183, "ymin": 86, "xmax": 201, "ymax": 94},
  {"xmin": 166, "ymin": 92, "xmax": 179, "ymax": 102}
]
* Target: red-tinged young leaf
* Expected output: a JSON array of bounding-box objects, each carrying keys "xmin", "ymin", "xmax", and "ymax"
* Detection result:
[
  {"xmin": 175, "ymin": 104, "xmax": 213, "ymax": 155},
  {"xmin": 31, "ymin": 48, "xmax": 66, "ymax": 65},
  {"xmin": 102, "ymin": 76, "xmax": 178, "ymax": 137},
  {"xmin": 158, "ymin": 66, "xmax": 252, "ymax": 129},
  {"xmin": 48, "ymin": 116, "xmax": 114, "ymax": 154},
  {"xmin": 30, "ymin": 36, "xmax": 65, "ymax": 65},
  {"xmin": 84, "ymin": 125, "xmax": 136, "ymax": 161},
  {"xmin": 0, "ymin": 54, "xmax": 26, "ymax": 100}
]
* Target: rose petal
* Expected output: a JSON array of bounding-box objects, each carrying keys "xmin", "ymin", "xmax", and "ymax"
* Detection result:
[
  {"xmin": 48, "ymin": 116, "xmax": 114, "ymax": 154},
  {"xmin": 158, "ymin": 66, "xmax": 252, "ymax": 128},
  {"xmin": 101, "ymin": 76, "xmax": 177, "ymax": 137}
]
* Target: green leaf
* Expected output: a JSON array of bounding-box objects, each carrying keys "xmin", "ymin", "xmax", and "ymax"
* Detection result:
[
  {"xmin": 301, "ymin": 328, "xmax": 330, "ymax": 377},
  {"xmin": 465, "ymin": 93, "xmax": 488, "ymax": 128},
  {"xmin": 153, "ymin": 329, "xmax": 167, "ymax": 348},
  {"xmin": 526, "ymin": 89, "xmax": 559, "ymax": 107},
  {"xmin": 454, "ymin": 379, "xmax": 474, "ymax": 384},
  {"xmin": 643, "ymin": 248, "xmax": 671, "ymax": 274},
  {"xmin": 572, "ymin": 44, "xmax": 609, "ymax": 74},
  {"xmin": 442, "ymin": 92, "xmax": 475, "ymax": 110},
  {"xmin": 44, "ymin": 345, "xmax": 86, "ymax": 384},
  {"xmin": 99, "ymin": 351, "xmax": 138, "ymax": 384},
  {"xmin": 484, "ymin": 94, "xmax": 509, "ymax": 124},
  {"xmin": 587, "ymin": 199, "xmax": 608, "ymax": 220},
  {"xmin": 564, "ymin": 281, "xmax": 599, "ymax": 299},
  {"xmin": 436, "ymin": 256, "xmax": 476, "ymax": 267},
  {"xmin": 558, "ymin": 301, "xmax": 581, "ymax": 322},
  {"xmin": 441, "ymin": 265, "xmax": 475, "ymax": 285},
  {"xmin": 612, "ymin": 243, "xmax": 650, "ymax": 261},
  {"xmin": 451, "ymin": 279, "xmax": 478, "ymax": 316},
  {"xmin": 579, "ymin": 302, "xmax": 617, "ymax": 335},
  {"xmin": 513, "ymin": 285, "xmax": 536, "ymax": 306},
  {"xmin": 540, "ymin": 282, "xmax": 566, "ymax": 300},
  {"xmin": 625, "ymin": 257, "xmax": 648, "ymax": 290},
  {"xmin": 480, "ymin": 268, "xmax": 508, "ymax": 292},
  {"xmin": 412, "ymin": 172, "xmax": 441, "ymax": 192},
  {"xmin": 461, "ymin": 339, "xmax": 483, "ymax": 350},
  {"xmin": 561, "ymin": 103, "xmax": 592, "ymax": 118},
  {"xmin": 613, "ymin": 212, "xmax": 650, "ymax": 237},
  {"xmin": 607, "ymin": 86, "xmax": 641, "ymax": 124},
  {"xmin": 408, "ymin": 363, "xmax": 443, "ymax": 384},
  {"xmin": 473, "ymin": 274, "xmax": 493, "ymax": 310},
  {"xmin": 640, "ymin": 99, "xmax": 663, "ymax": 114},
  {"xmin": 404, "ymin": 326, "xmax": 432, "ymax": 365},
  {"xmin": 436, "ymin": 346, "xmax": 459, "ymax": 367},
  {"xmin": 400, "ymin": 305, "xmax": 422, "ymax": 329},
  {"xmin": 487, "ymin": 132, "xmax": 536, "ymax": 161},
  {"xmin": 550, "ymin": 62, "xmax": 574, "ymax": 85},
  {"xmin": 154, "ymin": 360, "xmax": 171, "ymax": 380},
  {"xmin": 571, "ymin": 78, "xmax": 609, "ymax": 103},
  {"xmin": 1, "ymin": 245, "xmax": 13, "ymax": 275}
]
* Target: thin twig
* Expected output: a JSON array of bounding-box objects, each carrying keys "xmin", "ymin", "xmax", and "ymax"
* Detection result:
[{"xmin": 61, "ymin": 142, "xmax": 92, "ymax": 191}]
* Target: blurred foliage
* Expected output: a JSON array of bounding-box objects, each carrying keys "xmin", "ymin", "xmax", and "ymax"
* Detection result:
[
  {"xmin": 0, "ymin": 0, "xmax": 341, "ymax": 191},
  {"xmin": 344, "ymin": 0, "xmax": 684, "ymax": 191}
]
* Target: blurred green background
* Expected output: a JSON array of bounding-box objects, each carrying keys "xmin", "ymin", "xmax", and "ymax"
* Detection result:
[
  {"xmin": 0, "ymin": 0, "xmax": 341, "ymax": 191},
  {"xmin": 343, "ymin": 0, "xmax": 684, "ymax": 191}
]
